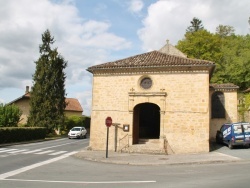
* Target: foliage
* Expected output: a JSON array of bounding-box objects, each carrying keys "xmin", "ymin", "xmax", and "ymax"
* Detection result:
[
  {"xmin": 177, "ymin": 29, "xmax": 221, "ymax": 62},
  {"xmin": 0, "ymin": 127, "xmax": 46, "ymax": 144},
  {"xmin": 186, "ymin": 17, "xmax": 204, "ymax": 33},
  {"xmin": 28, "ymin": 30, "xmax": 67, "ymax": 133},
  {"xmin": 64, "ymin": 115, "xmax": 90, "ymax": 131},
  {"xmin": 238, "ymin": 93, "xmax": 250, "ymax": 121},
  {"xmin": 0, "ymin": 103, "xmax": 22, "ymax": 127},
  {"xmin": 176, "ymin": 19, "xmax": 250, "ymax": 91},
  {"xmin": 216, "ymin": 25, "xmax": 235, "ymax": 38}
]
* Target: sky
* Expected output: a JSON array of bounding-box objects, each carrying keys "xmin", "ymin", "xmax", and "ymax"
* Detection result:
[{"xmin": 0, "ymin": 0, "xmax": 250, "ymax": 116}]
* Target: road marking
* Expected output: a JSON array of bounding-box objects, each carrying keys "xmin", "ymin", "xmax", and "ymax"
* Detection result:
[
  {"xmin": 2, "ymin": 179, "xmax": 156, "ymax": 184},
  {"xmin": 213, "ymin": 152, "xmax": 241, "ymax": 160},
  {"xmin": 0, "ymin": 151, "xmax": 78, "ymax": 180},
  {"xmin": 35, "ymin": 150, "xmax": 54, "ymax": 155},
  {"xmin": 0, "ymin": 155, "xmax": 8, "ymax": 158},
  {"xmin": 22, "ymin": 149, "xmax": 42, "ymax": 154},
  {"xmin": 7, "ymin": 149, "xmax": 28, "ymax": 154},
  {"xmin": 38, "ymin": 139, "xmax": 87, "ymax": 150},
  {"xmin": 49, "ymin": 151, "xmax": 67, "ymax": 155},
  {"xmin": 0, "ymin": 149, "xmax": 18, "ymax": 153},
  {"xmin": 0, "ymin": 148, "xmax": 72, "ymax": 156}
]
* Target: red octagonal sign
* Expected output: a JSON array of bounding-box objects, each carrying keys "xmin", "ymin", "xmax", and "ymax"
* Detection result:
[{"xmin": 105, "ymin": 116, "xmax": 112, "ymax": 127}]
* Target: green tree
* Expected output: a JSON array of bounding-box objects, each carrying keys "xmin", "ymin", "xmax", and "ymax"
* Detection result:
[
  {"xmin": 186, "ymin": 17, "xmax": 204, "ymax": 33},
  {"xmin": 177, "ymin": 22, "xmax": 250, "ymax": 91},
  {"xmin": 0, "ymin": 103, "xmax": 22, "ymax": 127},
  {"xmin": 28, "ymin": 30, "xmax": 67, "ymax": 133},
  {"xmin": 217, "ymin": 34, "xmax": 250, "ymax": 90},
  {"xmin": 238, "ymin": 93, "xmax": 250, "ymax": 121},
  {"xmin": 215, "ymin": 25, "xmax": 235, "ymax": 38},
  {"xmin": 176, "ymin": 29, "xmax": 221, "ymax": 62}
]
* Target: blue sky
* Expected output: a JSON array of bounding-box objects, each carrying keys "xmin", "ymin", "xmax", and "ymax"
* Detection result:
[{"xmin": 0, "ymin": 0, "xmax": 250, "ymax": 116}]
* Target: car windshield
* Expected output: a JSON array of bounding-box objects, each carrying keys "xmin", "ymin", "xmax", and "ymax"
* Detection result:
[
  {"xmin": 243, "ymin": 124, "xmax": 250, "ymax": 133},
  {"xmin": 71, "ymin": 128, "xmax": 81, "ymax": 131},
  {"xmin": 233, "ymin": 125, "xmax": 243, "ymax": 134}
]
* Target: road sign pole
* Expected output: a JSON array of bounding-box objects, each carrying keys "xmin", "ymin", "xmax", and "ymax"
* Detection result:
[
  {"xmin": 105, "ymin": 116, "xmax": 112, "ymax": 158},
  {"xmin": 106, "ymin": 126, "xmax": 109, "ymax": 158}
]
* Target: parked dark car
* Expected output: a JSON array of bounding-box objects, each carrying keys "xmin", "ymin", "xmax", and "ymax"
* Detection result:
[{"xmin": 216, "ymin": 122, "xmax": 250, "ymax": 149}]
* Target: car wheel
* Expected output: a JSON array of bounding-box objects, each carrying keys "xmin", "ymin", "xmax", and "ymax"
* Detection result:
[
  {"xmin": 228, "ymin": 141, "xmax": 233, "ymax": 149},
  {"xmin": 84, "ymin": 134, "xmax": 87, "ymax": 139}
]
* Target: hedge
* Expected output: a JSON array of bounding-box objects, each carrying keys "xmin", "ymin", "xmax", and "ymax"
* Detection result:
[{"xmin": 0, "ymin": 127, "xmax": 47, "ymax": 144}]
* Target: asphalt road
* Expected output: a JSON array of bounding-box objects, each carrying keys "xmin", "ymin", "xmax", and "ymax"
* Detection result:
[
  {"xmin": 0, "ymin": 138, "xmax": 89, "ymax": 175},
  {"xmin": 1, "ymin": 139, "xmax": 250, "ymax": 188}
]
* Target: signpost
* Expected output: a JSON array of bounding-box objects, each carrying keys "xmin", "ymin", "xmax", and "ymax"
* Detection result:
[{"xmin": 105, "ymin": 116, "xmax": 112, "ymax": 158}]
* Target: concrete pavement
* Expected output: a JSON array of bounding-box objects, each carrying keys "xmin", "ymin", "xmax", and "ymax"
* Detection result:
[{"xmin": 74, "ymin": 148, "xmax": 243, "ymax": 166}]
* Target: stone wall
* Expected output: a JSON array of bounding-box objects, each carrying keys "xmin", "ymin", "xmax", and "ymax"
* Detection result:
[
  {"xmin": 209, "ymin": 91, "xmax": 238, "ymax": 141},
  {"xmin": 14, "ymin": 98, "xmax": 30, "ymax": 125},
  {"xmin": 89, "ymin": 71, "xmax": 211, "ymax": 154}
]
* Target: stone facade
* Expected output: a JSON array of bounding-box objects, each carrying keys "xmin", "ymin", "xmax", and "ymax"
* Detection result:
[
  {"xmin": 209, "ymin": 84, "xmax": 239, "ymax": 141},
  {"xmin": 87, "ymin": 42, "xmax": 238, "ymax": 154}
]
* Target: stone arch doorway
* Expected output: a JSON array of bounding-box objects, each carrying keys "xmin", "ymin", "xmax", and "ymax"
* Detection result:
[{"xmin": 133, "ymin": 103, "xmax": 160, "ymax": 144}]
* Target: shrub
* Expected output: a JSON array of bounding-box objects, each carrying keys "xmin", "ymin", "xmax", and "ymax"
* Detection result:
[
  {"xmin": 0, "ymin": 103, "xmax": 22, "ymax": 127},
  {"xmin": 0, "ymin": 127, "xmax": 46, "ymax": 144},
  {"xmin": 64, "ymin": 115, "xmax": 90, "ymax": 131}
]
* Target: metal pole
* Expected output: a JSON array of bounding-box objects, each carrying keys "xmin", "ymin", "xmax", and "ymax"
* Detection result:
[
  {"xmin": 106, "ymin": 127, "xmax": 109, "ymax": 158},
  {"xmin": 114, "ymin": 125, "xmax": 117, "ymax": 152}
]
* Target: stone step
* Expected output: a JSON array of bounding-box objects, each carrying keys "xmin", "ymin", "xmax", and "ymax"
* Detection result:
[
  {"xmin": 128, "ymin": 144, "xmax": 165, "ymax": 154},
  {"xmin": 128, "ymin": 139, "xmax": 166, "ymax": 154},
  {"xmin": 139, "ymin": 139, "xmax": 162, "ymax": 144}
]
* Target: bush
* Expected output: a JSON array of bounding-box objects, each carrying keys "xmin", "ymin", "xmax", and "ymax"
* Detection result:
[
  {"xmin": 64, "ymin": 115, "xmax": 90, "ymax": 131},
  {"xmin": 0, "ymin": 103, "xmax": 22, "ymax": 127},
  {"xmin": 0, "ymin": 127, "xmax": 46, "ymax": 144}
]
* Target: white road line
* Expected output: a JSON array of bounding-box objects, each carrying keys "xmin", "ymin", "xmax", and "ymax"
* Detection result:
[
  {"xmin": 0, "ymin": 149, "xmax": 18, "ymax": 153},
  {"xmin": 38, "ymin": 139, "xmax": 87, "ymax": 150},
  {"xmin": 0, "ymin": 151, "xmax": 78, "ymax": 180},
  {"xmin": 2, "ymin": 179, "xmax": 156, "ymax": 184},
  {"xmin": 49, "ymin": 151, "xmax": 67, "ymax": 155},
  {"xmin": 22, "ymin": 149, "xmax": 42, "ymax": 154},
  {"xmin": 7, "ymin": 149, "xmax": 28, "ymax": 154},
  {"xmin": 35, "ymin": 150, "xmax": 54, "ymax": 155},
  {"xmin": 0, "ymin": 155, "xmax": 8, "ymax": 158}
]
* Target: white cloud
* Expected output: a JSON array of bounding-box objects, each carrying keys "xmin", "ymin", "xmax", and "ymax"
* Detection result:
[
  {"xmin": 0, "ymin": 0, "xmax": 131, "ymax": 115},
  {"xmin": 128, "ymin": 0, "xmax": 144, "ymax": 13},
  {"xmin": 138, "ymin": 0, "xmax": 250, "ymax": 51}
]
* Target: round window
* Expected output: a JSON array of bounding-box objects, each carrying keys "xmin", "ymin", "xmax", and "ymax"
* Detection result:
[{"xmin": 140, "ymin": 77, "xmax": 152, "ymax": 89}]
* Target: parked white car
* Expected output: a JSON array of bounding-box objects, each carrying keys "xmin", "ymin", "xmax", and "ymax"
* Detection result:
[{"xmin": 68, "ymin": 127, "xmax": 87, "ymax": 139}]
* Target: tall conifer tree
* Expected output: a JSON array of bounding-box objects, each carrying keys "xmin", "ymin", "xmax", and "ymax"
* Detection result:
[{"xmin": 28, "ymin": 30, "xmax": 67, "ymax": 133}]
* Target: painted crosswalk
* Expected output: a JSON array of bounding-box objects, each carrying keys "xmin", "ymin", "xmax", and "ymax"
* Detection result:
[{"xmin": 0, "ymin": 148, "xmax": 76, "ymax": 157}]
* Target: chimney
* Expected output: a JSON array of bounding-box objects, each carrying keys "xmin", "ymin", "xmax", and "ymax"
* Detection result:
[{"xmin": 25, "ymin": 86, "xmax": 29, "ymax": 94}]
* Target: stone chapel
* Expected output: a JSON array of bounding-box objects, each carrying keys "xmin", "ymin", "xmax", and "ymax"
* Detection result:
[{"xmin": 87, "ymin": 41, "xmax": 238, "ymax": 154}]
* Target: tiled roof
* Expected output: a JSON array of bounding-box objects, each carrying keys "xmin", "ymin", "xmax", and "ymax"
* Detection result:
[
  {"xmin": 65, "ymin": 98, "xmax": 83, "ymax": 112},
  {"xmin": 243, "ymin": 88, "xmax": 250, "ymax": 93},
  {"xmin": 87, "ymin": 50, "xmax": 215, "ymax": 73},
  {"xmin": 8, "ymin": 93, "xmax": 83, "ymax": 112},
  {"xmin": 210, "ymin": 83, "xmax": 239, "ymax": 90}
]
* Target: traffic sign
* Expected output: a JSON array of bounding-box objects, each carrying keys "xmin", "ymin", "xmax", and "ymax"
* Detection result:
[{"xmin": 105, "ymin": 116, "xmax": 112, "ymax": 127}]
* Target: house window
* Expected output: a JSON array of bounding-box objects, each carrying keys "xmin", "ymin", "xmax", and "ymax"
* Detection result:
[{"xmin": 212, "ymin": 91, "xmax": 225, "ymax": 118}]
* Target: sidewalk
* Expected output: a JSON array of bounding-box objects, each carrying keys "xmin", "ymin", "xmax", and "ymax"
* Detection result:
[{"xmin": 74, "ymin": 148, "xmax": 242, "ymax": 166}]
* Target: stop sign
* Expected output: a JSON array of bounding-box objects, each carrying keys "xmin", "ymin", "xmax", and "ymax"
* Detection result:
[{"xmin": 105, "ymin": 116, "xmax": 112, "ymax": 127}]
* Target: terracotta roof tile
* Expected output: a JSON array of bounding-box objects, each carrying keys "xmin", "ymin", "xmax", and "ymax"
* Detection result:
[
  {"xmin": 210, "ymin": 83, "xmax": 239, "ymax": 90},
  {"xmin": 87, "ymin": 50, "xmax": 215, "ymax": 72},
  {"xmin": 8, "ymin": 94, "xmax": 83, "ymax": 112},
  {"xmin": 243, "ymin": 88, "xmax": 250, "ymax": 93},
  {"xmin": 65, "ymin": 98, "xmax": 83, "ymax": 112}
]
